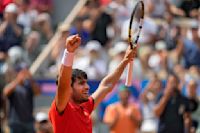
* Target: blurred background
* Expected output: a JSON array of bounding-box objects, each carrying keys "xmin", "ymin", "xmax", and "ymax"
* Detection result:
[{"xmin": 0, "ymin": 0, "xmax": 199, "ymax": 133}]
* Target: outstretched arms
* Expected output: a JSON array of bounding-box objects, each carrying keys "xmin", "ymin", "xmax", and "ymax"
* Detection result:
[
  {"xmin": 55, "ymin": 35, "xmax": 81, "ymax": 113},
  {"xmin": 92, "ymin": 46, "xmax": 137, "ymax": 109}
]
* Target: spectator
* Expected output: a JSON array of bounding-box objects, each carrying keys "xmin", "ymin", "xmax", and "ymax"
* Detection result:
[
  {"xmin": 35, "ymin": 112, "xmax": 53, "ymax": 133},
  {"xmin": 145, "ymin": 0, "xmax": 170, "ymax": 18},
  {"xmin": 103, "ymin": 84, "xmax": 141, "ymax": 133},
  {"xmin": 24, "ymin": 31, "xmax": 41, "ymax": 63},
  {"xmin": 69, "ymin": 16, "xmax": 90, "ymax": 46},
  {"xmin": 186, "ymin": 80, "xmax": 200, "ymax": 133},
  {"xmin": 177, "ymin": 21, "xmax": 200, "ymax": 68},
  {"xmin": 140, "ymin": 74, "xmax": 162, "ymax": 133},
  {"xmin": 0, "ymin": 73, "xmax": 6, "ymax": 133},
  {"xmin": 148, "ymin": 41, "xmax": 168, "ymax": 74},
  {"xmin": 0, "ymin": 0, "xmax": 13, "ymax": 20},
  {"xmin": 33, "ymin": 13, "xmax": 53, "ymax": 46},
  {"xmin": 3, "ymin": 62, "xmax": 41, "ymax": 133},
  {"xmin": 90, "ymin": 3, "xmax": 113, "ymax": 46},
  {"xmin": 175, "ymin": 0, "xmax": 199, "ymax": 17},
  {"xmin": 30, "ymin": 0, "xmax": 53, "ymax": 14},
  {"xmin": 17, "ymin": 0, "xmax": 38, "ymax": 35},
  {"xmin": 0, "ymin": 3, "xmax": 23, "ymax": 58},
  {"xmin": 154, "ymin": 73, "xmax": 198, "ymax": 133}
]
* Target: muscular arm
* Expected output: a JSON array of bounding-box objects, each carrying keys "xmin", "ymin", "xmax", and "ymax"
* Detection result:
[
  {"xmin": 154, "ymin": 94, "xmax": 170, "ymax": 117},
  {"xmin": 92, "ymin": 47, "xmax": 136, "ymax": 109},
  {"xmin": 3, "ymin": 70, "xmax": 25, "ymax": 97},
  {"xmin": 55, "ymin": 35, "xmax": 80, "ymax": 113},
  {"xmin": 3, "ymin": 78, "xmax": 20, "ymax": 97},
  {"xmin": 55, "ymin": 65, "xmax": 73, "ymax": 113}
]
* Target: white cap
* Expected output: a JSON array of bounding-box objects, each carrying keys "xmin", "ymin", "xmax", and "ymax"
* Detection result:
[
  {"xmin": 8, "ymin": 46, "xmax": 23, "ymax": 64},
  {"xmin": 35, "ymin": 112, "xmax": 48, "ymax": 122},
  {"xmin": 109, "ymin": 41, "xmax": 128, "ymax": 56},
  {"xmin": 155, "ymin": 40, "xmax": 166, "ymax": 51},
  {"xmin": 148, "ymin": 54, "xmax": 160, "ymax": 68},
  {"xmin": 190, "ymin": 19, "xmax": 199, "ymax": 29},
  {"xmin": 85, "ymin": 40, "xmax": 102, "ymax": 51},
  {"xmin": 4, "ymin": 3, "xmax": 18, "ymax": 13}
]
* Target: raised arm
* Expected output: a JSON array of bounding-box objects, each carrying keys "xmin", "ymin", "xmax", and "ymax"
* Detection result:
[
  {"xmin": 55, "ymin": 35, "xmax": 81, "ymax": 113},
  {"xmin": 3, "ymin": 70, "xmax": 25, "ymax": 97},
  {"xmin": 154, "ymin": 85, "xmax": 172, "ymax": 117},
  {"xmin": 92, "ymin": 46, "xmax": 137, "ymax": 109}
]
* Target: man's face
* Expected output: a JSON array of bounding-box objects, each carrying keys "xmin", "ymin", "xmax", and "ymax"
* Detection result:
[
  {"xmin": 167, "ymin": 75, "xmax": 179, "ymax": 91},
  {"xmin": 71, "ymin": 78, "xmax": 90, "ymax": 104},
  {"xmin": 119, "ymin": 90, "xmax": 130, "ymax": 103},
  {"xmin": 187, "ymin": 81, "xmax": 197, "ymax": 97},
  {"xmin": 4, "ymin": 12, "xmax": 17, "ymax": 22}
]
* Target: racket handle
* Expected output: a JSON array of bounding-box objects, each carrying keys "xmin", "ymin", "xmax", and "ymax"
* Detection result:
[{"xmin": 125, "ymin": 61, "xmax": 133, "ymax": 86}]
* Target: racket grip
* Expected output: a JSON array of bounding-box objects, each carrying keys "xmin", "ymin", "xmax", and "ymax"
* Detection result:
[{"xmin": 125, "ymin": 61, "xmax": 133, "ymax": 86}]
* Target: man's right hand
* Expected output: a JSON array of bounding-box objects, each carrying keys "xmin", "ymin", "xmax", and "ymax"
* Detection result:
[
  {"xmin": 65, "ymin": 34, "xmax": 81, "ymax": 53},
  {"xmin": 123, "ymin": 45, "xmax": 137, "ymax": 63},
  {"xmin": 164, "ymin": 86, "xmax": 174, "ymax": 98},
  {"xmin": 16, "ymin": 69, "xmax": 28, "ymax": 84}
]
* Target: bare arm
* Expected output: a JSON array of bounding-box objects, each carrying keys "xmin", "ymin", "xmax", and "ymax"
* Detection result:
[
  {"xmin": 55, "ymin": 35, "xmax": 81, "ymax": 113},
  {"xmin": 106, "ymin": 114, "xmax": 119, "ymax": 130},
  {"xmin": 0, "ymin": 22, "xmax": 8, "ymax": 37},
  {"xmin": 92, "ymin": 46, "xmax": 136, "ymax": 109},
  {"xmin": 3, "ymin": 70, "xmax": 26, "ymax": 97},
  {"xmin": 103, "ymin": 106, "xmax": 119, "ymax": 129},
  {"xmin": 154, "ymin": 86, "xmax": 172, "ymax": 117},
  {"xmin": 169, "ymin": 4, "xmax": 185, "ymax": 17},
  {"xmin": 140, "ymin": 81, "xmax": 155, "ymax": 104},
  {"xmin": 3, "ymin": 78, "xmax": 20, "ymax": 97},
  {"xmin": 154, "ymin": 94, "xmax": 170, "ymax": 117},
  {"xmin": 26, "ymin": 69, "xmax": 41, "ymax": 96}
]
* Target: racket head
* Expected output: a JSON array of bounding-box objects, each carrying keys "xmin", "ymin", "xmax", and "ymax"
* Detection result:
[{"xmin": 128, "ymin": 1, "xmax": 144, "ymax": 49}]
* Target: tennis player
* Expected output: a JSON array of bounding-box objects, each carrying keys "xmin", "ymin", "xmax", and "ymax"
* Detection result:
[{"xmin": 49, "ymin": 34, "xmax": 137, "ymax": 133}]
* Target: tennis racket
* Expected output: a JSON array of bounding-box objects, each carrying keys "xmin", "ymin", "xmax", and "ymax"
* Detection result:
[{"xmin": 125, "ymin": 0, "xmax": 144, "ymax": 86}]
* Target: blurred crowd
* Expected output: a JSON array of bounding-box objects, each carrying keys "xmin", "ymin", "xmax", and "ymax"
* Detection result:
[{"xmin": 0, "ymin": 0, "xmax": 200, "ymax": 133}]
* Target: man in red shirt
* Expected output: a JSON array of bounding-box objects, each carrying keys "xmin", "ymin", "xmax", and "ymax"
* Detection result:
[{"xmin": 49, "ymin": 34, "xmax": 137, "ymax": 133}]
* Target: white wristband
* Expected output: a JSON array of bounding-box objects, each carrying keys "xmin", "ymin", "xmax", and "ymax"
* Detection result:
[{"xmin": 61, "ymin": 49, "xmax": 74, "ymax": 66}]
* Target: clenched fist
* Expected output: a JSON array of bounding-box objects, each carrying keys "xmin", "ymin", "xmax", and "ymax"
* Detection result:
[{"xmin": 65, "ymin": 34, "xmax": 81, "ymax": 53}]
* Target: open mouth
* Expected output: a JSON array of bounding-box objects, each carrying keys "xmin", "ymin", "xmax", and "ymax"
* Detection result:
[{"xmin": 83, "ymin": 92, "xmax": 89, "ymax": 96}]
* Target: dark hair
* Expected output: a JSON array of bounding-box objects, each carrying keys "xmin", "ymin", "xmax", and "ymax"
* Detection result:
[
  {"xmin": 168, "ymin": 71, "xmax": 180, "ymax": 83},
  {"xmin": 22, "ymin": 0, "xmax": 30, "ymax": 5},
  {"xmin": 56, "ymin": 69, "xmax": 87, "ymax": 86}
]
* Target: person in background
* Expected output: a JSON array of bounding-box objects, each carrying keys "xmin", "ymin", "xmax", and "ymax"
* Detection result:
[
  {"xmin": 30, "ymin": 0, "xmax": 53, "ymax": 14},
  {"xmin": 0, "ymin": 73, "xmax": 6, "ymax": 133},
  {"xmin": 0, "ymin": 0, "xmax": 13, "ymax": 20},
  {"xmin": 0, "ymin": 3, "xmax": 23, "ymax": 61},
  {"xmin": 17, "ymin": 0, "xmax": 38, "ymax": 35},
  {"xmin": 3, "ymin": 62, "xmax": 41, "ymax": 133},
  {"xmin": 154, "ymin": 73, "xmax": 198, "ymax": 133},
  {"xmin": 140, "ymin": 74, "xmax": 162, "ymax": 133},
  {"xmin": 103, "ymin": 84, "xmax": 141, "ymax": 133},
  {"xmin": 35, "ymin": 112, "xmax": 53, "ymax": 133},
  {"xmin": 185, "ymin": 80, "xmax": 200, "ymax": 133},
  {"xmin": 176, "ymin": 20, "xmax": 200, "ymax": 68}
]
